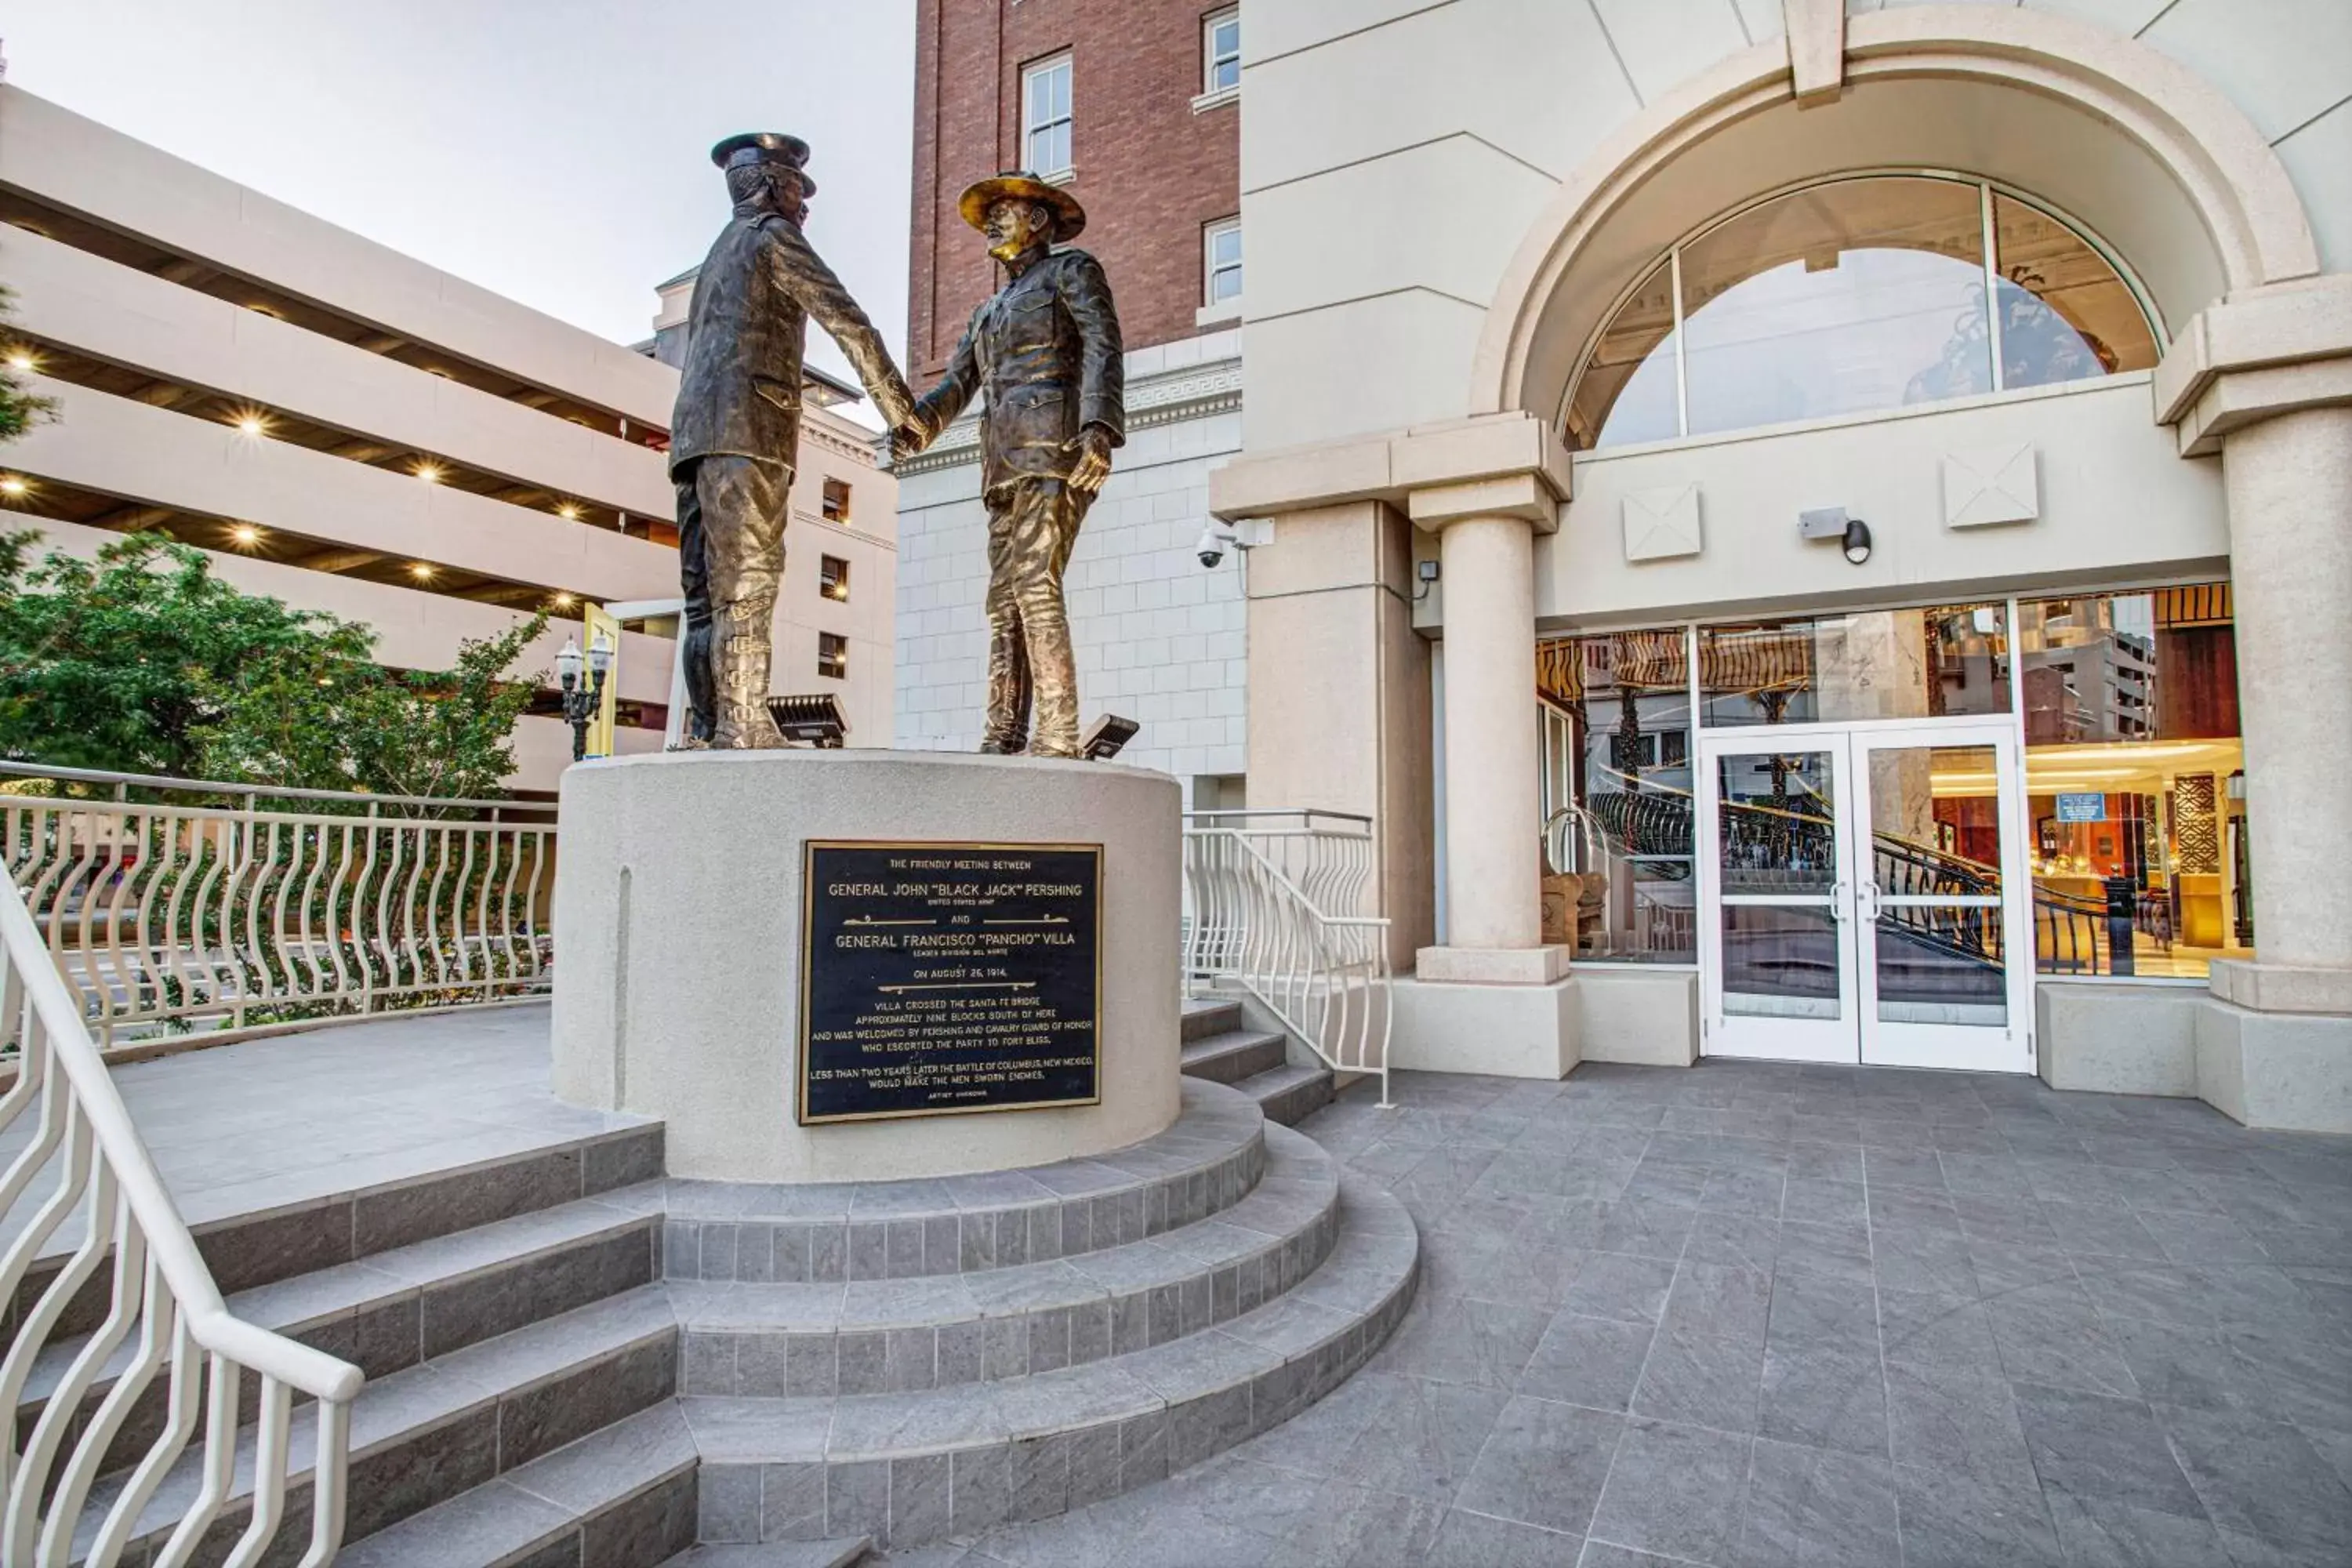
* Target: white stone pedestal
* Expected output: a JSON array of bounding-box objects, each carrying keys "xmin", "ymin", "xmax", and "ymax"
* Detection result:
[{"xmin": 551, "ymin": 750, "xmax": 1183, "ymax": 1181}]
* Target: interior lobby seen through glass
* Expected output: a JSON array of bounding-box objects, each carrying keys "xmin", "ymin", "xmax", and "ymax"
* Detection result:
[
  {"xmin": 1565, "ymin": 176, "xmax": 2161, "ymax": 450},
  {"xmin": 2020, "ymin": 583, "xmax": 2245, "ymax": 982},
  {"xmin": 1538, "ymin": 631, "xmax": 1696, "ymax": 966},
  {"xmin": 1697, "ymin": 604, "xmax": 2011, "ymax": 728}
]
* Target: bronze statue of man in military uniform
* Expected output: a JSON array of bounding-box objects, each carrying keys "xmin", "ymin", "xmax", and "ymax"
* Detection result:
[
  {"xmin": 894, "ymin": 174, "xmax": 1123, "ymax": 759},
  {"xmin": 670, "ymin": 133, "xmax": 916, "ymax": 748}
]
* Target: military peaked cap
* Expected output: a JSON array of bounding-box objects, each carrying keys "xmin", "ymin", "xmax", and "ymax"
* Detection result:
[{"xmin": 711, "ymin": 132, "xmax": 815, "ymax": 196}]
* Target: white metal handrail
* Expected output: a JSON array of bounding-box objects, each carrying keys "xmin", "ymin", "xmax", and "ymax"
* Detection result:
[
  {"xmin": 1181, "ymin": 812, "xmax": 1392, "ymax": 1107},
  {"xmin": 0, "ymin": 871, "xmax": 362, "ymax": 1566},
  {"xmin": 0, "ymin": 767, "xmax": 556, "ymax": 1052}
]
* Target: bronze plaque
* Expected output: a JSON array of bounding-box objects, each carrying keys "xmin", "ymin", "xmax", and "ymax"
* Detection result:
[{"xmin": 798, "ymin": 840, "xmax": 1102, "ymax": 1124}]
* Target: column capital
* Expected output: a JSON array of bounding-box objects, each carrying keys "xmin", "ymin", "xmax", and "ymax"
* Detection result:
[
  {"xmin": 2155, "ymin": 274, "xmax": 2352, "ymax": 456},
  {"xmin": 1407, "ymin": 473, "xmax": 1561, "ymax": 532},
  {"xmin": 1210, "ymin": 411, "xmax": 1571, "ymax": 523}
]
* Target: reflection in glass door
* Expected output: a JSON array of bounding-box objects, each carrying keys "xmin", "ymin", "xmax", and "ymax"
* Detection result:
[
  {"xmin": 1698, "ymin": 724, "xmax": 2032, "ymax": 1071},
  {"xmin": 1699, "ymin": 742, "xmax": 1860, "ymax": 1064},
  {"xmin": 1853, "ymin": 726, "xmax": 2031, "ymax": 1071}
]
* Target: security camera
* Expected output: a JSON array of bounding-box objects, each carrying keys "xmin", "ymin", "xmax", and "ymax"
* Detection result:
[
  {"xmin": 1195, "ymin": 517, "xmax": 1271, "ymax": 569},
  {"xmin": 1196, "ymin": 520, "xmax": 1239, "ymax": 569}
]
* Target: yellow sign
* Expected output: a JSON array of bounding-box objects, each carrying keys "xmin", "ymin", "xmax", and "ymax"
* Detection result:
[{"xmin": 582, "ymin": 604, "xmax": 622, "ymax": 759}]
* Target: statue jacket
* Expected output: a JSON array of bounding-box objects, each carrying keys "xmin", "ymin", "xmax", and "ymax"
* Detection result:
[
  {"xmin": 913, "ymin": 248, "xmax": 1125, "ymax": 499},
  {"xmin": 669, "ymin": 209, "xmax": 900, "ymax": 474}
]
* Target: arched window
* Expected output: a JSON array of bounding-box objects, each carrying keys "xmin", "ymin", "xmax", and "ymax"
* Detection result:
[{"xmin": 1564, "ymin": 175, "xmax": 2161, "ymax": 451}]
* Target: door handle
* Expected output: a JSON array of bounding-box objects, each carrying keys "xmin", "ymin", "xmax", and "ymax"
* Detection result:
[
  {"xmin": 1858, "ymin": 880, "xmax": 1881, "ymax": 923},
  {"xmin": 1828, "ymin": 880, "xmax": 1847, "ymax": 922}
]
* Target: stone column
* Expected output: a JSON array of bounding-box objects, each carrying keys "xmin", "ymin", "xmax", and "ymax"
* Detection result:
[
  {"xmin": 2220, "ymin": 405, "xmax": 2352, "ymax": 974},
  {"xmin": 2157, "ymin": 275, "xmax": 2352, "ymax": 1129},
  {"xmin": 1408, "ymin": 473, "xmax": 1570, "ymax": 986},
  {"xmin": 1212, "ymin": 412, "xmax": 1578, "ymax": 1076}
]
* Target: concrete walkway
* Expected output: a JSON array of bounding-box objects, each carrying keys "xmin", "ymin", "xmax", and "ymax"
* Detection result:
[{"xmin": 880, "ymin": 1057, "xmax": 2352, "ymax": 1567}]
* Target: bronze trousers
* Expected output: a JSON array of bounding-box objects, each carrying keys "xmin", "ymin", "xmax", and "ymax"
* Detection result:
[
  {"xmin": 982, "ymin": 476, "xmax": 1094, "ymax": 757},
  {"xmin": 676, "ymin": 454, "xmax": 791, "ymax": 746}
]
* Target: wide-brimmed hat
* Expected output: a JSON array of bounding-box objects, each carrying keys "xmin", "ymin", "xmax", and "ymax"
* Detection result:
[
  {"xmin": 712, "ymin": 132, "xmax": 815, "ymax": 197},
  {"xmin": 958, "ymin": 172, "xmax": 1085, "ymax": 242}
]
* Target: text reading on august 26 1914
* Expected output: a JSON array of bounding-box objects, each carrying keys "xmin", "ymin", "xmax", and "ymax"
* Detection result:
[{"xmin": 797, "ymin": 841, "xmax": 1102, "ymax": 1123}]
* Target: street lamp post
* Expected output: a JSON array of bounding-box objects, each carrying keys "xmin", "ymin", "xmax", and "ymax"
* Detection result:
[{"xmin": 557, "ymin": 630, "xmax": 615, "ymax": 761}]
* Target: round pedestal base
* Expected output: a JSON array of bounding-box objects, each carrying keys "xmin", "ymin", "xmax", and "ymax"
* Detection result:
[{"xmin": 551, "ymin": 750, "xmax": 1182, "ymax": 1181}]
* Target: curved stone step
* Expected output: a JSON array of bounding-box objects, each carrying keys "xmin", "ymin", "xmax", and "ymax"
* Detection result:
[
  {"xmin": 336, "ymin": 1402, "xmax": 699, "ymax": 1568},
  {"xmin": 20, "ymin": 1181, "xmax": 665, "ymax": 1460},
  {"xmin": 1238, "ymin": 1062, "xmax": 1337, "ymax": 1127},
  {"xmin": 68, "ymin": 1287, "xmax": 681, "ymax": 1565},
  {"xmin": 683, "ymin": 1173, "xmax": 1418, "ymax": 1552},
  {"xmin": 664, "ymin": 1078, "xmax": 1265, "ymax": 1285},
  {"xmin": 1179, "ymin": 1026, "xmax": 1288, "ymax": 1086},
  {"xmin": 1180, "ymin": 998, "xmax": 1243, "ymax": 1043},
  {"xmin": 672, "ymin": 1125, "xmax": 1341, "ymax": 1396}
]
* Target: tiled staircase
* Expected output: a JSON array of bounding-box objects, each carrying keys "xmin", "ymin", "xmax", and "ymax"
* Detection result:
[
  {"xmin": 1177, "ymin": 996, "xmax": 1334, "ymax": 1127},
  {"xmin": 17, "ymin": 1076, "xmax": 1412, "ymax": 1566}
]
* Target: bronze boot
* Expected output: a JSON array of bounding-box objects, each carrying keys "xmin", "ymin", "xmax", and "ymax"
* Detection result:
[{"xmin": 709, "ymin": 608, "xmax": 787, "ymax": 749}]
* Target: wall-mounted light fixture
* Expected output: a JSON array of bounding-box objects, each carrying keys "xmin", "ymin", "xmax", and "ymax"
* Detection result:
[
  {"xmin": 1842, "ymin": 518, "xmax": 1873, "ymax": 565},
  {"xmin": 1799, "ymin": 506, "xmax": 1872, "ymax": 566}
]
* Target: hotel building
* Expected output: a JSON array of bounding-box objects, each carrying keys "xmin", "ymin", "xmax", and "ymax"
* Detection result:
[{"xmin": 1197, "ymin": 1, "xmax": 2352, "ymax": 1128}]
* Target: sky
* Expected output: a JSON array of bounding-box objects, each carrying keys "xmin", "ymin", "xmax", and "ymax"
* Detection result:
[{"xmin": 1, "ymin": 0, "xmax": 917, "ymax": 412}]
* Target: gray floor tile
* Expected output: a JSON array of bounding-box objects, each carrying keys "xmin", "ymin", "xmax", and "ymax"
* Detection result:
[
  {"xmin": 1763, "ymin": 1271, "xmax": 1876, "ymax": 1357},
  {"xmin": 1737, "ymin": 1438, "xmax": 1899, "ymax": 1568},
  {"xmin": 1424, "ymin": 1508, "xmax": 1583, "ymax": 1568},
  {"xmin": 1884, "ymin": 1361, "xmax": 2035, "ymax": 1486},
  {"xmin": 2010, "ymin": 1383, "xmax": 2207, "ymax": 1521},
  {"xmin": 2042, "ymin": 1484, "xmax": 2230, "ymax": 1568},
  {"xmin": 1630, "ymin": 1325, "xmax": 1762, "ymax": 1434},
  {"xmin": 1991, "ymin": 1299, "xmax": 2141, "ymax": 1397},
  {"xmin": 1756, "ymin": 1343, "xmax": 1887, "ymax": 1457},
  {"xmin": 1562, "ymin": 1253, "xmax": 1679, "ymax": 1326},
  {"xmin": 1335, "ymin": 1374, "xmax": 1511, "ymax": 1501},
  {"xmin": 1265, "ymin": 1476, "xmax": 1450, "ymax": 1567},
  {"xmin": 1454, "ymin": 1394, "xmax": 1621, "ymax": 1537},
  {"xmin": 1586, "ymin": 1417, "xmax": 1750, "ymax": 1566},
  {"xmin": 1663, "ymin": 1260, "xmax": 1771, "ymax": 1348},
  {"xmin": 2158, "ymin": 1402, "xmax": 2352, "ymax": 1564},
  {"xmin": 1371, "ymin": 1290, "xmax": 1551, "ymax": 1390},
  {"xmin": 1891, "ymin": 1460, "xmax": 2063, "ymax": 1568},
  {"xmin": 1517, "ymin": 1312, "xmax": 1655, "ymax": 1414},
  {"xmin": 1876, "ymin": 1287, "xmax": 1997, "ymax": 1371}
]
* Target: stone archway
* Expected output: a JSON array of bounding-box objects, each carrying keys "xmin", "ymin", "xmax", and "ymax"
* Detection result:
[{"xmin": 1469, "ymin": 3, "xmax": 2322, "ymax": 429}]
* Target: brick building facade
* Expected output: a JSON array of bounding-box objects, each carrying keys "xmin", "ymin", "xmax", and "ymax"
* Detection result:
[
  {"xmin": 895, "ymin": 0, "xmax": 1251, "ymax": 804},
  {"xmin": 908, "ymin": 0, "xmax": 1241, "ymax": 375}
]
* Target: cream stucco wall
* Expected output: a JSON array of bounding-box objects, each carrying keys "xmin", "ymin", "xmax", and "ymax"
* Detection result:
[{"xmin": 1238, "ymin": 0, "xmax": 2351, "ymax": 452}]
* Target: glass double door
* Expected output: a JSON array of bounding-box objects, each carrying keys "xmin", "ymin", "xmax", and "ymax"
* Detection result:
[{"xmin": 1697, "ymin": 722, "xmax": 2031, "ymax": 1071}]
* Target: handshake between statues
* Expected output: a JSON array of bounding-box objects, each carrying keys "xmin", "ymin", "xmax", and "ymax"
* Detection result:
[{"xmin": 670, "ymin": 138, "xmax": 1124, "ymax": 757}]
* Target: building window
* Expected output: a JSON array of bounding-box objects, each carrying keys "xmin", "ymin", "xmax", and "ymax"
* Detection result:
[
  {"xmin": 2020, "ymin": 584, "xmax": 2244, "ymax": 981},
  {"xmin": 818, "ymin": 633, "xmax": 850, "ymax": 681},
  {"xmin": 1204, "ymin": 217, "xmax": 1243, "ymax": 306},
  {"xmin": 822, "ymin": 477, "xmax": 851, "ymax": 523},
  {"xmin": 1564, "ymin": 174, "xmax": 2161, "ymax": 450},
  {"xmin": 820, "ymin": 554, "xmax": 851, "ymax": 603},
  {"xmin": 1537, "ymin": 630, "xmax": 1697, "ymax": 966},
  {"xmin": 1203, "ymin": 8, "xmax": 1241, "ymax": 95},
  {"xmin": 1023, "ymin": 53, "xmax": 1073, "ymax": 177},
  {"xmin": 1696, "ymin": 605, "xmax": 2013, "ymax": 728}
]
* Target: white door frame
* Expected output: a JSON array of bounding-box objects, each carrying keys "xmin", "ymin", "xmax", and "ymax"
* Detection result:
[
  {"xmin": 1697, "ymin": 717, "xmax": 2035, "ymax": 1072},
  {"xmin": 1697, "ymin": 728, "xmax": 1862, "ymax": 1065},
  {"xmin": 1850, "ymin": 721, "xmax": 2034, "ymax": 1073}
]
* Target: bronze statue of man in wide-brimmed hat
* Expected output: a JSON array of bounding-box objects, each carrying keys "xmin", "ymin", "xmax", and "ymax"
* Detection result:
[
  {"xmin": 670, "ymin": 132, "xmax": 916, "ymax": 748},
  {"xmin": 894, "ymin": 172, "xmax": 1123, "ymax": 759}
]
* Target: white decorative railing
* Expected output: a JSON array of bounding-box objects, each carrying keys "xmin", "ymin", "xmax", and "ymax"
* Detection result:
[
  {"xmin": 0, "ymin": 764, "xmax": 557, "ymax": 1054},
  {"xmin": 1181, "ymin": 809, "xmax": 1393, "ymax": 1106},
  {"xmin": 0, "ymin": 868, "xmax": 363, "ymax": 1566}
]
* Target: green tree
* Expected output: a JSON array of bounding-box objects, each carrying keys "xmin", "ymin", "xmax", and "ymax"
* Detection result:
[
  {"xmin": 0, "ymin": 529, "xmax": 546, "ymax": 801},
  {"xmin": 1, "ymin": 286, "xmax": 57, "ymax": 444},
  {"xmin": 196, "ymin": 612, "xmax": 548, "ymax": 806}
]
